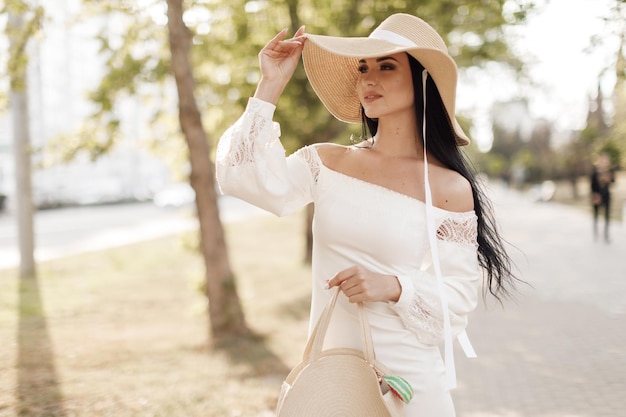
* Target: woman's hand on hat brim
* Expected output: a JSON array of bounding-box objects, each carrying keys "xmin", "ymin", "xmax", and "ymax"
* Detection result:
[{"xmin": 254, "ymin": 26, "xmax": 307, "ymax": 104}]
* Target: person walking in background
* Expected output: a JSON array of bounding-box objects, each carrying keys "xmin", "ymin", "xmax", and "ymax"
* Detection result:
[
  {"xmin": 216, "ymin": 14, "xmax": 518, "ymax": 416},
  {"xmin": 590, "ymin": 152, "xmax": 615, "ymax": 243}
]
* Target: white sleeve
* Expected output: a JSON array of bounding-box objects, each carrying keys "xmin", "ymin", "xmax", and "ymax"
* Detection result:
[
  {"xmin": 390, "ymin": 214, "xmax": 480, "ymax": 345},
  {"xmin": 216, "ymin": 97, "xmax": 316, "ymax": 217}
]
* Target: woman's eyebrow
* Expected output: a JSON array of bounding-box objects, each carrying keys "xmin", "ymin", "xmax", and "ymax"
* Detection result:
[
  {"xmin": 358, "ymin": 56, "xmax": 399, "ymax": 63},
  {"xmin": 376, "ymin": 56, "xmax": 399, "ymax": 62}
]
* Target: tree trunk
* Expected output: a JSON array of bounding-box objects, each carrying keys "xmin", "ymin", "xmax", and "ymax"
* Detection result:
[
  {"xmin": 303, "ymin": 204, "xmax": 314, "ymax": 264},
  {"xmin": 8, "ymin": 7, "xmax": 36, "ymax": 279},
  {"xmin": 166, "ymin": 0, "xmax": 248, "ymax": 341}
]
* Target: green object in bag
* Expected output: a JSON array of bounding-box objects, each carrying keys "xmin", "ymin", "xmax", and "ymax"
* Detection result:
[{"xmin": 383, "ymin": 375, "xmax": 414, "ymax": 404}]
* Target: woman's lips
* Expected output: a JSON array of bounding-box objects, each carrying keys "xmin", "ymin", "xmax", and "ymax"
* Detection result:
[{"xmin": 362, "ymin": 93, "xmax": 382, "ymax": 103}]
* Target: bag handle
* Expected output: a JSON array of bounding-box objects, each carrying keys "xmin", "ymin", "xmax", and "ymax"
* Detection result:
[{"xmin": 303, "ymin": 287, "xmax": 375, "ymax": 365}]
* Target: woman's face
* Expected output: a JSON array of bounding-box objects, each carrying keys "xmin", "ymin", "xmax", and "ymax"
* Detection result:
[{"xmin": 356, "ymin": 52, "xmax": 414, "ymax": 120}]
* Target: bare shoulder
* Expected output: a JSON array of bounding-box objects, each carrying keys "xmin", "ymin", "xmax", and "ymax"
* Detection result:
[
  {"xmin": 431, "ymin": 166, "xmax": 474, "ymax": 212},
  {"xmin": 312, "ymin": 143, "xmax": 351, "ymax": 167}
]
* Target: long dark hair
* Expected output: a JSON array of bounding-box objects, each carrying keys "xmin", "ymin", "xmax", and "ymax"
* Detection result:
[{"xmin": 361, "ymin": 54, "xmax": 518, "ymax": 300}]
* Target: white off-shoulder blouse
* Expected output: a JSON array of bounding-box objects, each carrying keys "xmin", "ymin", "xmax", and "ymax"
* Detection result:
[{"xmin": 216, "ymin": 97, "xmax": 480, "ymax": 417}]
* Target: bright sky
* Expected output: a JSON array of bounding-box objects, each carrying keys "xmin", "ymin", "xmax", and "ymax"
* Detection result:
[{"xmin": 458, "ymin": 0, "xmax": 620, "ymax": 150}]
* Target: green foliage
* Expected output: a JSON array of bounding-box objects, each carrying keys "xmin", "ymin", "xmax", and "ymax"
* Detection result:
[
  {"xmin": 193, "ymin": 0, "xmax": 532, "ymax": 153},
  {"xmin": 41, "ymin": 1, "xmax": 174, "ymax": 164},
  {"xmin": 0, "ymin": 92, "xmax": 6, "ymax": 114},
  {"xmin": 41, "ymin": 0, "xmax": 532, "ymax": 166},
  {"xmin": 470, "ymin": 149, "xmax": 508, "ymax": 179},
  {"xmin": 561, "ymin": 0, "xmax": 626, "ymax": 177},
  {"xmin": 2, "ymin": 0, "xmax": 44, "ymax": 92},
  {"xmin": 598, "ymin": 139, "xmax": 622, "ymax": 166}
]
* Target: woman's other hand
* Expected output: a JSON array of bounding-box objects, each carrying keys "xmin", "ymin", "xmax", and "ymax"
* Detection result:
[
  {"xmin": 254, "ymin": 26, "xmax": 306, "ymax": 104},
  {"xmin": 326, "ymin": 265, "xmax": 401, "ymax": 303}
]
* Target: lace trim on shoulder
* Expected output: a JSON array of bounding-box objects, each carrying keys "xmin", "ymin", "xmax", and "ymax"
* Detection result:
[
  {"xmin": 436, "ymin": 214, "xmax": 478, "ymax": 247},
  {"xmin": 292, "ymin": 145, "xmax": 321, "ymax": 183}
]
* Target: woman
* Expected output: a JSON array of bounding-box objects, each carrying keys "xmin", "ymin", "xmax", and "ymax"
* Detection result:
[{"xmin": 217, "ymin": 13, "xmax": 516, "ymax": 417}]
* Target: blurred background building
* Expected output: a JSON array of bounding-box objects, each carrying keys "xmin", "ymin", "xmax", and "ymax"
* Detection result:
[{"xmin": 0, "ymin": 0, "xmax": 172, "ymax": 211}]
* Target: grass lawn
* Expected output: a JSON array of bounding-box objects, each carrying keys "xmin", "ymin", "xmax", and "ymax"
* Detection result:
[{"xmin": 0, "ymin": 210, "xmax": 312, "ymax": 417}]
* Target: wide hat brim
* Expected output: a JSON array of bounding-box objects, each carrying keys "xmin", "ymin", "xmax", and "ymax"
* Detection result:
[{"xmin": 302, "ymin": 14, "xmax": 470, "ymax": 146}]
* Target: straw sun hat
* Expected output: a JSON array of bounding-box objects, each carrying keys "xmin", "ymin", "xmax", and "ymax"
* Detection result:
[{"xmin": 302, "ymin": 13, "xmax": 470, "ymax": 146}]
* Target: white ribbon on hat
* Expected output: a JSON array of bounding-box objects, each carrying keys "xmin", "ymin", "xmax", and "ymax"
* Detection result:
[
  {"xmin": 369, "ymin": 29, "xmax": 417, "ymax": 48},
  {"xmin": 421, "ymin": 69, "xmax": 477, "ymax": 390}
]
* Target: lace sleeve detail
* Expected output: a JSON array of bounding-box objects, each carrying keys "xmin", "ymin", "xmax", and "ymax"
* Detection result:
[
  {"xmin": 436, "ymin": 213, "xmax": 478, "ymax": 247},
  {"xmin": 390, "ymin": 213, "xmax": 480, "ymax": 345},
  {"xmin": 215, "ymin": 98, "xmax": 316, "ymax": 217},
  {"xmin": 401, "ymin": 285, "xmax": 444, "ymax": 345},
  {"xmin": 216, "ymin": 98, "xmax": 280, "ymax": 167}
]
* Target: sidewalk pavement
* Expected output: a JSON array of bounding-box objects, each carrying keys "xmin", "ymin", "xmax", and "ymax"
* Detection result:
[
  {"xmin": 2, "ymin": 186, "xmax": 623, "ymax": 416},
  {"xmin": 0, "ymin": 196, "xmax": 270, "ymax": 270},
  {"xmin": 454, "ymin": 184, "xmax": 626, "ymax": 417}
]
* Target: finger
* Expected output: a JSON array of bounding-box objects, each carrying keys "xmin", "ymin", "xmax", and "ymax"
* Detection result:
[
  {"xmin": 326, "ymin": 267, "xmax": 355, "ymax": 289},
  {"xmin": 264, "ymin": 28, "xmax": 289, "ymax": 49},
  {"xmin": 347, "ymin": 293, "xmax": 366, "ymax": 304},
  {"xmin": 265, "ymin": 37, "xmax": 303, "ymax": 57},
  {"xmin": 325, "ymin": 275, "xmax": 341, "ymax": 289},
  {"xmin": 288, "ymin": 37, "xmax": 306, "ymax": 49},
  {"xmin": 341, "ymin": 278, "xmax": 360, "ymax": 292},
  {"xmin": 294, "ymin": 25, "xmax": 305, "ymax": 38},
  {"xmin": 279, "ymin": 38, "xmax": 304, "ymax": 51},
  {"xmin": 280, "ymin": 27, "xmax": 307, "ymax": 49},
  {"xmin": 342, "ymin": 284, "xmax": 367, "ymax": 304}
]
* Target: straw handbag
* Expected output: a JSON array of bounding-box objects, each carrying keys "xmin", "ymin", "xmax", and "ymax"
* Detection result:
[{"xmin": 275, "ymin": 287, "xmax": 407, "ymax": 417}]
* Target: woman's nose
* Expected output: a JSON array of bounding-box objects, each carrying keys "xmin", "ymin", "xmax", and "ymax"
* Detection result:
[{"xmin": 360, "ymin": 71, "xmax": 377, "ymax": 86}]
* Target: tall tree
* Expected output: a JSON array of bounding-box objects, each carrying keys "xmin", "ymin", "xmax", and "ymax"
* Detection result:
[
  {"xmin": 5, "ymin": 0, "xmax": 44, "ymax": 278},
  {"xmin": 166, "ymin": 0, "xmax": 248, "ymax": 340},
  {"xmin": 611, "ymin": 34, "xmax": 626, "ymax": 167},
  {"xmin": 48, "ymin": 0, "xmax": 251, "ymax": 342},
  {"xmin": 564, "ymin": 0, "xmax": 626, "ymax": 172},
  {"xmin": 605, "ymin": 1, "xmax": 626, "ymax": 167}
]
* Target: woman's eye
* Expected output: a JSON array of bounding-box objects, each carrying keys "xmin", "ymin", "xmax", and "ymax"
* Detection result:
[
  {"xmin": 380, "ymin": 64, "xmax": 395, "ymax": 70},
  {"xmin": 358, "ymin": 66, "xmax": 368, "ymax": 73}
]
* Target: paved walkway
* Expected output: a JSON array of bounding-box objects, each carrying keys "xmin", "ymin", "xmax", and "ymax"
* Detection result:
[
  {"xmin": 0, "ymin": 196, "xmax": 268, "ymax": 270},
  {"xmin": 454, "ymin": 184, "xmax": 626, "ymax": 417},
  {"xmin": 3, "ymin": 186, "xmax": 624, "ymax": 416}
]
